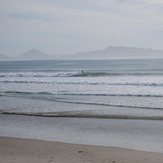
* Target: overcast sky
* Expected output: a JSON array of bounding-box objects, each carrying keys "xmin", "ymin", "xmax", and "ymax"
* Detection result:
[{"xmin": 1, "ymin": 0, "xmax": 163, "ymax": 56}]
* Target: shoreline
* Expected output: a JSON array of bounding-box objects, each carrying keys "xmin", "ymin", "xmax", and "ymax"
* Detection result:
[
  {"xmin": 1, "ymin": 114, "xmax": 163, "ymax": 153},
  {"xmin": 0, "ymin": 137, "xmax": 163, "ymax": 163}
]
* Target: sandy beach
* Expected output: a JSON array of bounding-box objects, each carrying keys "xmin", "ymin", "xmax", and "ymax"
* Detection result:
[{"xmin": 0, "ymin": 137, "xmax": 163, "ymax": 163}]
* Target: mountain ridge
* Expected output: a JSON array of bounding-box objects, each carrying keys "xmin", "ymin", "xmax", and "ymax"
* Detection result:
[
  {"xmin": 0, "ymin": 54, "xmax": 13, "ymax": 61},
  {"xmin": 18, "ymin": 49, "xmax": 52, "ymax": 60},
  {"xmin": 70, "ymin": 46, "xmax": 163, "ymax": 59},
  {"xmin": 1, "ymin": 46, "xmax": 163, "ymax": 61}
]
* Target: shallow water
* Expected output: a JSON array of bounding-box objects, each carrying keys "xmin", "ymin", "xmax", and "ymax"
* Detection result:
[
  {"xmin": 0, "ymin": 114, "xmax": 163, "ymax": 153},
  {"xmin": 1, "ymin": 95, "xmax": 163, "ymax": 120}
]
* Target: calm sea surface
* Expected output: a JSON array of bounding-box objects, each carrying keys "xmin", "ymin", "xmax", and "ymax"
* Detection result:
[{"xmin": 0, "ymin": 59, "xmax": 163, "ymax": 119}]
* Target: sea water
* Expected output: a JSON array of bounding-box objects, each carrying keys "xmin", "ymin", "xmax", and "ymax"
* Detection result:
[
  {"xmin": 0, "ymin": 59, "xmax": 163, "ymax": 119},
  {"xmin": 0, "ymin": 59, "xmax": 163, "ymax": 152}
]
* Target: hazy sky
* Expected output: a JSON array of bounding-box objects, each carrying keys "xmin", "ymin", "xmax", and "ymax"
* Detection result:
[{"xmin": 1, "ymin": 0, "xmax": 163, "ymax": 56}]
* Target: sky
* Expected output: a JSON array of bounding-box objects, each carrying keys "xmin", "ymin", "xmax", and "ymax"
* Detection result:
[{"xmin": 1, "ymin": 0, "xmax": 163, "ymax": 56}]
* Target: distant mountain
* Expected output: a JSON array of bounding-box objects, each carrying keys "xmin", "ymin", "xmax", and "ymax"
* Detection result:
[
  {"xmin": 0, "ymin": 49, "xmax": 65, "ymax": 61},
  {"xmin": 18, "ymin": 49, "xmax": 53, "ymax": 60},
  {"xmin": 0, "ymin": 54, "xmax": 12, "ymax": 61},
  {"xmin": 1, "ymin": 46, "xmax": 163, "ymax": 61},
  {"xmin": 68, "ymin": 46, "xmax": 163, "ymax": 59}
]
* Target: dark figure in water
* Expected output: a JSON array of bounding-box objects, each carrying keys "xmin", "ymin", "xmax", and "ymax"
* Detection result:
[{"xmin": 81, "ymin": 70, "xmax": 84, "ymax": 74}]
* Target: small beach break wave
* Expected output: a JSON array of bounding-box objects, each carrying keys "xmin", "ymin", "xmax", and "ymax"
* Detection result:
[
  {"xmin": 1, "ymin": 110, "xmax": 163, "ymax": 120},
  {"xmin": 1, "ymin": 71, "xmax": 163, "ymax": 78}
]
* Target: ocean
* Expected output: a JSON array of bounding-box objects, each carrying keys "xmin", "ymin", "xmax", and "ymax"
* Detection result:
[
  {"xmin": 0, "ymin": 59, "xmax": 163, "ymax": 153},
  {"xmin": 0, "ymin": 59, "xmax": 163, "ymax": 119}
]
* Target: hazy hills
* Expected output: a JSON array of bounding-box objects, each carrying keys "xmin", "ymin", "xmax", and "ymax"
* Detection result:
[
  {"xmin": 69, "ymin": 46, "xmax": 163, "ymax": 59},
  {"xmin": 0, "ymin": 54, "xmax": 13, "ymax": 61},
  {"xmin": 1, "ymin": 46, "xmax": 163, "ymax": 61},
  {"xmin": 18, "ymin": 49, "xmax": 52, "ymax": 60},
  {"xmin": 0, "ymin": 49, "xmax": 63, "ymax": 61},
  {"xmin": 0, "ymin": 49, "xmax": 57, "ymax": 61}
]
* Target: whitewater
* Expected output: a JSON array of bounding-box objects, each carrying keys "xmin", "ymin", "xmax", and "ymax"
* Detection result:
[
  {"xmin": 0, "ymin": 59, "xmax": 163, "ymax": 119},
  {"xmin": 0, "ymin": 59, "xmax": 163, "ymax": 153}
]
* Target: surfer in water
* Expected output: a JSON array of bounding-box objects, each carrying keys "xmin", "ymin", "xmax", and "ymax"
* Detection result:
[{"xmin": 81, "ymin": 70, "xmax": 86, "ymax": 76}]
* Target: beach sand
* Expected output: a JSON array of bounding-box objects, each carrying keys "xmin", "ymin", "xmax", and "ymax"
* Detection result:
[{"xmin": 0, "ymin": 137, "xmax": 163, "ymax": 163}]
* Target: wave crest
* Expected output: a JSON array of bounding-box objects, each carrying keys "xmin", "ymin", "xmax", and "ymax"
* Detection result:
[
  {"xmin": 1, "ymin": 80, "xmax": 163, "ymax": 87},
  {"xmin": 1, "ymin": 111, "xmax": 163, "ymax": 120},
  {"xmin": 1, "ymin": 91, "xmax": 163, "ymax": 98},
  {"xmin": 1, "ymin": 71, "xmax": 163, "ymax": 78}
]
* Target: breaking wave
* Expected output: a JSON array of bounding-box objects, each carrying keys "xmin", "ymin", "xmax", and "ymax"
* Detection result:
[
  {"xmin": 0, "ymin": 72, "xmax": 78, "ymax": 77},
  {"xmin": 1, "ymin": 111, "xmax": 163, "ymax": 120},
  {"xmin": 0, "ymin": 91, "xmax": 163, "ymax": 100},
  {"xmin": 1, "ymin": 80, "xmax": 163, "ymax": 87},
  {"xmin": 1, "ymin": 71, "xmax": 163, "ymax": 78}
]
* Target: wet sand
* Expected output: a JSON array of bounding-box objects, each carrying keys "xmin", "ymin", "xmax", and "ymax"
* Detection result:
[{"xmin": 0, "ymin": 137, "xmax": 163, "ymax": 163}]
